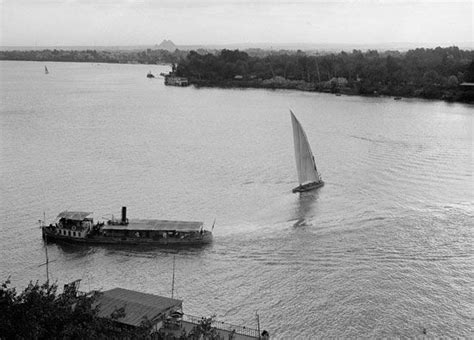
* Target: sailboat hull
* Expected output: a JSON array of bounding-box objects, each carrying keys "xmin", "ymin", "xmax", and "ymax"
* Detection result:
[{"xmin": 292, "ymin": 181, "xmax": 324, "ymax": 193}]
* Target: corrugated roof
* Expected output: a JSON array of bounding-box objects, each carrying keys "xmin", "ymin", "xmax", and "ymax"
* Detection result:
[
  {"xmin": 103, "ymin": 219, "xmax": 203, "ymax": 232},
  {"xmin": 95, "ymin": 288, "xmax": 182, "ymax": 327},
  {"xmin": 57, "ymin": 211, "xmax": 93, "ymax": 221}
]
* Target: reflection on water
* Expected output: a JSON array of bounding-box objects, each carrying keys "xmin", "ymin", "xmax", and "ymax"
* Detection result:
[
  {"xmin": 49, "ymin": 239, "xmax": 213, "ymax": 257},
  {"xmin": 52, "ymin": 242, "xmax": 96, "ymax": 257},
  {"xmin": 291, "ymin": 190, "xmax": 320, "ymax": 227}
]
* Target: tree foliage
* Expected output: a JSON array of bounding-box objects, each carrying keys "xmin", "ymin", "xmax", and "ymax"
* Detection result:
[
  {"xmin": 174, "ymin": 47, "xmax": 474, "ymax": 102},
  {"xmin": 0, "ymin": 48, "xmax": 186, "ymax": 65},
  {"xmin": 0, "ymin": 279, "xmax": 152, "ymax": 339},
  {"xmin": 184, "ymin": 315, "xmax": 220, "ymax": 340}
]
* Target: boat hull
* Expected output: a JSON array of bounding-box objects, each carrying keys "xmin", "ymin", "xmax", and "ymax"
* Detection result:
[
  {"xmin": 292, "ymin": 181, "xmax": 324, "ymax": 193},
  {"xmin": 42, "ymin": 227, "xmax": 212, "ymax": 246}
]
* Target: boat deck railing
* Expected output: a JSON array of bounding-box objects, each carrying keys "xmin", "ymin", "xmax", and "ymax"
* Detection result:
[{"xmin": 183, "ymin": 314, "xmax": 260, "ymax": 338}]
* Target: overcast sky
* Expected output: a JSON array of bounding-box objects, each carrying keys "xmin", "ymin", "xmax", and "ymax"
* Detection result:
[{"xmin": 0, "ymin": 0, "xmax": 472, "ymax": 47}]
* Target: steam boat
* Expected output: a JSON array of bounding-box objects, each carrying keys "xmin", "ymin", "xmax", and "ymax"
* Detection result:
[{"xmin": 41, "ymin": 207, "xmax": 213, "ymax": 246}]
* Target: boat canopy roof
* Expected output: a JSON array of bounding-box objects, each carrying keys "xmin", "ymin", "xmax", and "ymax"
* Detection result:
[
  {"xmin": 103, "ymin": 219, "xmax": 203, "ymax": 232},
  {"xmin": 57, "ymin": 211, "xmax": 93, "ymax": 221}
]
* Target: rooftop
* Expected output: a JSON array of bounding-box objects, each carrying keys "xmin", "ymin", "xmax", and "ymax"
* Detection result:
[
  {"xmin": 57, "ymin": 211, "xmax": 93, "ymax": 221},
  {"xmin": 103, "ymin": 219, "xmax": 203, "ymax": 232},
  {"xmin": 95, "ymin": 288, "xmax": 182, "ymax": 327}
]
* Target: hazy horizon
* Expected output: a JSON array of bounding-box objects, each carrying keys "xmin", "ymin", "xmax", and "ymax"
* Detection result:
[
  {"xmin": 1, "ymin": 41, "xmax": 473, "ymax": 49},
  {"xmin": 1, "ymin": 1, "xmax": 472, "ymax": 48}
]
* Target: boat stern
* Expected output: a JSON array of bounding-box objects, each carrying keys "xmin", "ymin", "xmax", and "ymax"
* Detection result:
[{"xmin": 200, "ymin": 230, "xmax": 213, "ymax": 243}]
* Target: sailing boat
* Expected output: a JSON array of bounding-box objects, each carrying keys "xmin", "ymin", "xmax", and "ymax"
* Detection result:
[
  {"xmin": 44, "ymin": 66, "xmax": 49, "ymax": 74},
  {"xmin": 290, "ymin": 110, "xmax": 324, "ymax": 193}
]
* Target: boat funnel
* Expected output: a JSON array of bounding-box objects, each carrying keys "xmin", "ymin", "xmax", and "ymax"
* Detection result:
[{"xmin": 121, "ymin": 207, "xmax": 127, "ymax": 224}]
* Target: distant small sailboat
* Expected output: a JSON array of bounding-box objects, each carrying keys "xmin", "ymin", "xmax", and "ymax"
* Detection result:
[
  {"xmin": 290, "ymin": 110, "xmax": 324, "ymax": 193},
  {"xmin": 44, "ymin": 66, "xmax": 49, "ymax": 74}
]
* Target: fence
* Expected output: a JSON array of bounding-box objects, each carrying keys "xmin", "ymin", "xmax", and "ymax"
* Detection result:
[{"xmin": 183, "ymin": 314, "xmax": 260, "ymax": 338}]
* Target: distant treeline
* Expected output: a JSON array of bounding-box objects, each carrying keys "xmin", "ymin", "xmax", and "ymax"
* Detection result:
[
  {"xmin": 1, "ymin": 46, "xmax": 473, "ymax": 102},
  {"xmin": 0, "ymin": 48, "xmax": 185, "ymax": 64},
  {"xmin": 175, "ymin": 47, "xmax": 474, "ymax": 102}
]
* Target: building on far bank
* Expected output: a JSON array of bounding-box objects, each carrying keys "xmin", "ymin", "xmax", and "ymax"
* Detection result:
[
  {"xmin": 459, "ymin": 82, "xmax": 474, "ymax": 89},
  {"xmin": 164, "ymin": 74, "xmax": 189, "ymax": 86},
  {"xmin": 458, "ymin": 82, "xmax": 474, "ymax": 101}
]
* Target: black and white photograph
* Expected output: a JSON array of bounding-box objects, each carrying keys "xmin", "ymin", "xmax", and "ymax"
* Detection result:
[{"xmin": 1, "ymin": 0, "xmax": 472, "ymax": 338}]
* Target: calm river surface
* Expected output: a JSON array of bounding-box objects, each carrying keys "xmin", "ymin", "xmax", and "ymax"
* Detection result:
[{"xmin": 1, "ymin": 60, "xmax": 472, "ymax": 338}]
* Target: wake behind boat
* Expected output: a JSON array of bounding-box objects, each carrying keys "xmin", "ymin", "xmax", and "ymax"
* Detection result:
[
  {"xmin": 41, "ymin": 207, "xmax": 213, "ymax": 246},
  {"xmin": 290, "ymin": 110, "xmax": 324, "ymax": 193}
]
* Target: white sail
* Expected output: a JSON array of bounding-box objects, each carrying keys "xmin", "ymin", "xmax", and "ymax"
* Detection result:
[{"xmin": 290, "ymin": 110, "xmax": 321, "ymax": 185}]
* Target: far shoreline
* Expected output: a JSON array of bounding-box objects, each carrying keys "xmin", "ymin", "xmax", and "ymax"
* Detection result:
[
  {"xmin": 1, "ymin": 58, "xmax": 472, "ymax": 105},
  {"xmin": 1, "ymin": 45, "xmax": 473, "ymax": 104},
  {"xmin": 182, "ymin": 79, "xmax": 474, "ymax": 105}
]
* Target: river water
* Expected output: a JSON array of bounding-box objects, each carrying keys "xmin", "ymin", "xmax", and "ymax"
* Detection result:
[{"xmin": 0, "ymin": 60, "xmax": 472, "ymax": 338}]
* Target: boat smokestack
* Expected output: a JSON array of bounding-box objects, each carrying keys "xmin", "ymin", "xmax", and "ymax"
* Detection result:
[{"xmin": 121, "ymin": 207, "xmax": 127, "ymax": 224}]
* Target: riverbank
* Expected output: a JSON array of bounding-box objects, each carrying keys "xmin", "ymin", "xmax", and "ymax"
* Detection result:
[
  {"xmin": 189, "ymin": 78, "xmax": 474, "ymax": 103},
  {"xmin": 175, "ymin": 47, "xmax": 474, "ymax": 104}
]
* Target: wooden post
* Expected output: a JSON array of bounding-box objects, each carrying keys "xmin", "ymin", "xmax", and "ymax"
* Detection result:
[
  {"xmin": 171, "ymin": 255, "xmax": 176, "ymax": 299},
  {"xmin": 39, "ymin": 213, "xmax": 55, "ymax": 283},
  {"xmin": 256, "ymin": 311, "xmax": 261, "ymax": 339},
  {"xmin": 38, "ymin": 233, "xmax": 50, "ymax": 283},
  {"xmin": 45, "ymin": 240, "xmax": 49, "ymax": 283}
]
